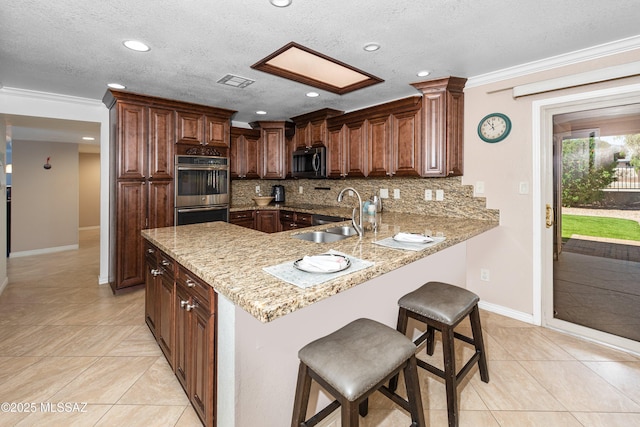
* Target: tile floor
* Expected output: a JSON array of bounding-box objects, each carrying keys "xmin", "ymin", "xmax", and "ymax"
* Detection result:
[{"xmin": 1, "ymin": 230, "xmax": 640, "ymax": 426}]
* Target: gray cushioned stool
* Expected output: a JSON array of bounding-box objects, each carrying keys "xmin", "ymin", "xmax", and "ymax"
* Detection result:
[
  {"xmin": 389, "ymin": 282, "xmax": 489, "ymax": 427},
  {"xmin": 291, "ymin": 318, "xmax": 425, "ymax": 427}
]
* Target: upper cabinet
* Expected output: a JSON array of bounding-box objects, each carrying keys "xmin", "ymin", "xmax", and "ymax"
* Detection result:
[
  {"xmin": 176, "ymin": 111, "xmax": 232, "ymax": 148},
  {"xmin": 411, "ymin": 76, "xmax": 466, "ymax": 177},
  {"xmin": 230, "ymin": 127, "xmax": 260, "ymax": 179},
  {"xmin": 290, "ymin": 108, "xmax": 344, "ymax": 149}
]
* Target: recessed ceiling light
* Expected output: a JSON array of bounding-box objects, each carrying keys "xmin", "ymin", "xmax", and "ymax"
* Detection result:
[
  {"xmin": 107, "ymin": 83, "xmax": 126, "ymax": 89},
  {"xmin": 270, "ymin": 0, "xmax": 292, "ymax": 7},
  {"xmin": 363, "ymin": 43, "xmax": 380, "ymax": 52},
  {"xmin": 82, "ymin": 136, "xmax": 95, "ymax": 141},
  {"xmin": 123, "ymin": 40, "xmax": 150, "ymax": 52},
  {"xmin": 306, "ymin": 91, "xmax": 319, "ymax": 98},
  {"xmin": 256, "ymin": 110, "xmax": 267, "ymax": 115},
  {"xmin": 417, "ymin": 70, "xmax": 431, "ymax": 77}
]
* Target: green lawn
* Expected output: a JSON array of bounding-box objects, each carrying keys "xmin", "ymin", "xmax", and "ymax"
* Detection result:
[{"xmin": 562, "ymin": 214, "xmax": 640, "ymax": 241}]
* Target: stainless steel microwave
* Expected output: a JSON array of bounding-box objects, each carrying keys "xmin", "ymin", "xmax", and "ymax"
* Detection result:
[{"xmin": 292, "ymin": 147, "xmax": 326, "ymax": 178}]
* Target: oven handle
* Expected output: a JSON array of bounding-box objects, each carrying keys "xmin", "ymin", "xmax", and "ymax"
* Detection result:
[
  {"xmin": 176, "ymin": 206, "xmax": 228, "ymax": 213},
  {"xmin": 177, "ymin": 165, "xmax": 228, "ymax": 171}
]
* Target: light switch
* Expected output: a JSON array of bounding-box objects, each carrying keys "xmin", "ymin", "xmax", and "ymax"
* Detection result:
[
  {"xmin": 393, "ymin": 189, "xmax": 400, "ymax": 199},
  {"xmin": 475, "ymin": 181, "xmax": 485, "ymax": 194},
  {"xmin": 379, "ymin": 188, "xmax": 389, "ymax": 199},
  {"xmin": 435, "ymin": 189, "xmax": 444, "ymax": 201},
  {"xmin": 425, "ymin": 189, "xmax": 433, "ymax": 201},
  {"xmin": 519, "ymin": 181, "xmax": 529, "ymax": 194},
  {"xmin": 299, "ymin": 186, "xmax": 303, "ymax": 194}
]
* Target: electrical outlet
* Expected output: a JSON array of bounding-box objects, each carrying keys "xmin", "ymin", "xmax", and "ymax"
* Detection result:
[
  {"xmin": 299, "ymin": 186, "xmax": 303, "ymax": 194},
  {"xmin": 435, "ymin": 189, "xmax": 444, "ymax": 201},
  {"xmin": 393, "ymin": 189, "xmax": 400, "ymax": 199},
  {"xmin": 255, "ymin": 185, "xmax": 260, "ymax": 194},
  {"xmin": 475, "ymin": 181, "xmax": 485, "ymax": 194},
  {"xmin": 480, "ymin": 269, "xmax": 490, "ymax": 282},
  {"xmin": 379, "ymin": 188, "xmax": 389, "ymax": 199},
  {"xmin": 425, "ymin": 189, "xmax": 433, "ymax": 201},
  {"xmin": 348, "ymin": 190, "xmax": 354, "ymax": 197},
  {"xmin": 519, "ymin": 181, "xmax": 529, "ymax": 194}
]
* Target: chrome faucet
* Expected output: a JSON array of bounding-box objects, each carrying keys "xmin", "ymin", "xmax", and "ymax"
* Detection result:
[{"xmin": 337, "ymin": 187, "xmax": 363, "ymax": 237}]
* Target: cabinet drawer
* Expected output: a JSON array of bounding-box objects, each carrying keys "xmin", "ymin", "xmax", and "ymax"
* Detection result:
[
  {"xmin": 279, "ymin": 210, "xmax": 294, "ymax": 221},
  {"xmin": 295, "ymin": 212, "xmax": 313, "ymax": 226},
  {"xmin": 177, "ymin": 266, "xmax": 214, "ymax": 312},
  {"xmin": 229, "ymin": 210, "xmax": 254, "ymax": 221},
  {"xmin": 158, "ymin": 253, "xmax": 175, "ymax": 277}
]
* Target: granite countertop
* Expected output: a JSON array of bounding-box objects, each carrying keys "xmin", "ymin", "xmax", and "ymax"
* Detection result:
[
  {"xmin": 142, "ymin": 209, "xmax": 498, "ymax": 323},
  {"xmin": 230, "ymin": 202, "xmax": 354, "ymax": 218}
]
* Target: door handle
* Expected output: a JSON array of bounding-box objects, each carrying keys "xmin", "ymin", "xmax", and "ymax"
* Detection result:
[{"xmin": 545, "ymin": 204, "xmax": 554, "ymax": 228}]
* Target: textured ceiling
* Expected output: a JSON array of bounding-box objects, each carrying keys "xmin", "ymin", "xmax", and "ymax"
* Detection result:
[{"xmin": 2, "ymin": 0, "xmax": 640, "ymax": 141}]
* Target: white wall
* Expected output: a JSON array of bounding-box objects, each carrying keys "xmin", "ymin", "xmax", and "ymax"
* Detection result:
[
  {"xmin": 463, "ymin": 45, "xmax": 640, "ymax": 322},
  {"xmin": 0, "ymin": 120, "xmax": 6, "ymax": 294},
  {"xmin": 79, "ymin": 152, "xmax": 100, "ymax": 228},
  {"xmin": 0, "ymin": 88, "xmax": 110, "ymax": 283},
  {"xmin": 11, "ymin": 140, "xmax": 79, "ymax": 254}
]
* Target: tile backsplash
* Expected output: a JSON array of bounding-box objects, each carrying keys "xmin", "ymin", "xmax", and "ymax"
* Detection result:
[{"xmin": 231, "ymin": 177, "xmax": 499, "ymax": 221}]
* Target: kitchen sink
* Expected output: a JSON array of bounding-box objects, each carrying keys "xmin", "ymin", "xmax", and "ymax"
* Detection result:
[
  {"xmin": 291, "ymin": 231, "xmax": 351, "ymax": 243},
  {"xmin": 324, "ymin": 226, "xmax": 358, "ymax": 236}
]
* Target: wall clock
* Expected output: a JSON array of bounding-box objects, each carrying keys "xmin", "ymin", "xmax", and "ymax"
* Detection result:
[{"xmin": 477, "ymin": 113, "xmax": 512, "ymax": 143}]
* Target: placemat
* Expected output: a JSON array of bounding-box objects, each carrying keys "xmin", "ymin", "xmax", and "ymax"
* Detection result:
[
  {"xmin": 263, "ymin": 250, "xmax": 374, "ymax": 289},
  {"xmin": 373, "ymin": 236, "xmax": 446, "ymax": 251}
]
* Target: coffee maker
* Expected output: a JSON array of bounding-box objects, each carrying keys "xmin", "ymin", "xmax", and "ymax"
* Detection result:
[{"xmin": 271, "ymin": 185, "xmax": 285, "ymax": 203}]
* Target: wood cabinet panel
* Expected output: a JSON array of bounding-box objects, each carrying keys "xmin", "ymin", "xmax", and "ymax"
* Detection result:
[
  {"xmin": 116, "ymin": 181, "xmax": 146, "ymax": 288},
  {"xmin": 255, "ymin": 210, "xmax": 279, "ymax": 233},
  {"xmin": 191, "ymin": 301, "xmax": 214, "ymax": 424},
  {"xmin": 392, "ymin": 108, "xmax": 422, "ymax": 176},
  {"xmin": 117, "ymin": 102, "xmax": 147, "ymax": 180},
  {"xmin": 229, "ymin": 210, "xmax": 255, "ymax": 229},
  {"xmin": 157, "ymin": 271, "xmax": 175, "ymax": 365},
  {"xmin": 148, "ymin": 180, "xmax": 174, "ymax": 229},
  {"xmin": 230, "ymin": 128, "xmax": 260, "ymax": 179},
  {"xmin": 205, "ymin": 115, "xmax": 229, "ymax": 147},
  {"xmin": 148, "ymin": 107, "xmax": 175, "ymax": 180},
  {"xmin": 345, "ymin": 121, "xmax": 367, "ymax": 177},
  {"xmin": 176, "ymin": 111, "xmax": 204, "ymax": 145},
  {"xmin": 260, "ymin": 125, "xmax": 286, "ymax": 179},
  {"xmin": 327, "ymin": 125, "xmax": 346, "ymax": 178},
  {"xmin": 411, "ymin": 77, "xmax": 466, "ymax": 177},
  {"xmin": 366, "ymin": 116, "xmax": 392, "ymax": 177},
  {"xmin": 144, "ymin": 243, "xmax": 158, "ymax": 338},
  {"xmin": 174, "ymin": 280, "xmax": 189, "ymax": 392}
]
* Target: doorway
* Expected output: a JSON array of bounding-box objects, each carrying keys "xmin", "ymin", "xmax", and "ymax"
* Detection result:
[{"xmin": 536, "ymin": 84, "xmax": 640, "ymax": 354}]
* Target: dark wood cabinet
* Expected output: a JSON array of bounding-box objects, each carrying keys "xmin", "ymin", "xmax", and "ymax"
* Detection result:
[
  {"xmin": 144, "ymin": 242, "xmax": 176, "ymax": 366},
  {"xmin": 344, "ymin": 120, "xmax": 367, "ymax": 177},
  {"xmin": 103, "ymin": 90, "xmax": 234, "ymax": 292},
  {"xmin": 177, "ymin": 111, "xmax": 230, "ymax": 148},
  {"xmin": 258, "ymin": 121, "xmax": 288, "ymax": 179},
  {"xmin": 229, "ymin": 210, "xmax": 255, "ymax": 229},
  {"xmin": 290, "ymin": 108, "xmax": 344, "ymax": 149},
  {"xmin": 230, "ymin": 127, "xmax": 260, "ymax": 179},
  {"xmin": 145, "ymin": 242, "xmax": 217, "ymax": 427},
  {"xmin": 366, "ymin": 115, "xmax": 392, "ymax": 177},
  {"xmin": 391, "ymin": 106, "xmax": 422, "ymax": 176},
  {"xmin": 327, "ymin": 125, "xmax": 346, "ymax": 178},
  {"xmin": 411, "ymin": 77, "xmax": 466, "ymax": 177},
  {"xmin": 255, "ymin": 210, "xmax": 280, "ymax": 233},
  {"xmin": 279, "ymin": 210, "xmax": 313, "ymax": 230},
  {"xmin": 175, "ymin": 266, "xmax": 216, "ymax": 427}
]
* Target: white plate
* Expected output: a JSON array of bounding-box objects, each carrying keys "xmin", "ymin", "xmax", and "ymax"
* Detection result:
[
  {"xmin": 293, "ymin": 254, "xmax": 351, "ymax": 274},
  {"xmin": 393, "ymin": 233, "xmax": 433, "ymax": 244}
]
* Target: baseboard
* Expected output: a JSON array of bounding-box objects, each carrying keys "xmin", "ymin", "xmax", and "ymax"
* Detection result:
[
  {"xmin": 79, "ymin": 225, "xmax": 100, "ymax": 231},
  {"xmin": 9, "ymin": 244, "xmax": 79, "ymax": 258},
  {"xmin": 98, "ymin": 275, "xmax": 110, "ymax": 285},
  {"xmin": 478, "ymin": 300, "xmax": 536, "ymax": 325}
]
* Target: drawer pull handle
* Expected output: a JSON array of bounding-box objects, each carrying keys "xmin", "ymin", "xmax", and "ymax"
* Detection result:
[
  {"xmin": 151, "ymin": 268, "xmax": 162, "ymax": 276},
  {"xmin": 161, "ymin": 260, "xmax": 171, "ymax": 267},
  {"xmin": 186, "ymin": 278, "xmax": 196, "ymax": 288}
]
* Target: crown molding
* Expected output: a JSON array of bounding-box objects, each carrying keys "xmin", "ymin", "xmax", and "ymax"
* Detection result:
[
  {"xmin": 0, "ymin": 87, "xmax": 103, "ymax": 106},
  {"xmin": 466, "ymin": 35, "xmax": 640, "ymax": 88}
]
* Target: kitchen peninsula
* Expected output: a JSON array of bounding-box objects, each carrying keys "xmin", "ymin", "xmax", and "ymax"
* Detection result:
[{"xmin": 142, "ymin": 208, "xmax": 498, "ymax": 426}]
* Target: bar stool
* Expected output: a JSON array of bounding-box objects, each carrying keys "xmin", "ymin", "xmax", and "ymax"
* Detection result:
[
  {"xmin": 291, "ymin": 318, "xmax": 425, "ymax": 427},
  {"xmin": 390, "ymin": 282, "xmax": 489, "ymax": 427}
]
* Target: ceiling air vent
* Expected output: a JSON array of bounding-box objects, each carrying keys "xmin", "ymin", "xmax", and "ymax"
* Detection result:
[{"xmin": 217, "ymin": 74, "xmax": 255, "ymax": 88}]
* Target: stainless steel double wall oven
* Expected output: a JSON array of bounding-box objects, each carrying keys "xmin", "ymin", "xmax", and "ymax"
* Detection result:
[{"xmin": 174, "ymin": 155, "xmax": 229, "ymax": 225}]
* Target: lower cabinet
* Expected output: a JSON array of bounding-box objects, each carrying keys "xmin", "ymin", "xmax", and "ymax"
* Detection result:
[
  {"xmin": 279, "ymin": 210, "xmax": 313, "ymax": 230},
  {"xmin": 255, "ymin": 210, "xmax": 280, "ymax": 233},
  {"xmin": 229, "ymin": 210, "xmax": 255, "ymax": 229},
  {"xmin": 145, "ymin": 242, "xmax": 216, "ymax": 427}
]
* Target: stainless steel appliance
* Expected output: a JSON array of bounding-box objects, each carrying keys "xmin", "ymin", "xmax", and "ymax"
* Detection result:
[
  {"xmin": 271, "ymin": 185, "xmax": 285, "ymax": 203},
  {"xmin": 175, "ymin": 155, "xmax": 229, "ymax": 225},
  {"xmin": 292, "ymin": 146, "xmax": 326, "ymax": 178}
]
